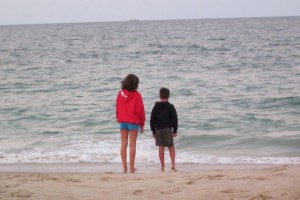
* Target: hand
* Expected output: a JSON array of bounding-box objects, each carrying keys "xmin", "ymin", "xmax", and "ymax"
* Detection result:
[
  {"xmin": 140, "ymin": 128, "xmax": 144, "ymax": 134},
  {"xmin": 173, "ymin": 133, "xmax": 177, "ymax": 137}
]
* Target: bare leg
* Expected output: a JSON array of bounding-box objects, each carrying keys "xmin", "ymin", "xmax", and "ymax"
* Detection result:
[
  {"xmin": 159, "ymin": 146, "xmax": 165, "ymax": 171},
  {"xmin": 129, "ymin": 130, "xmax": 138, "ymax": 173},
  {"xmin": 120, "ymin": 129, "xmax": 129, "ymax": 173},
  {"xmin": 169, "ymin": 146, "xmax": 176, "ymax": 170}
]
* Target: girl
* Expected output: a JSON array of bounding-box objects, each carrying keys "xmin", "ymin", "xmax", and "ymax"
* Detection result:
[{"xmin": 116, "ymin": 74, "xmax": 145, "ymax": 173}]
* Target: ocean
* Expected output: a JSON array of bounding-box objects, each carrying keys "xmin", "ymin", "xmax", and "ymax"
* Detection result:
[{"xmin": 0, "ymin": 16, "xmax": 300, "ymax": 165}]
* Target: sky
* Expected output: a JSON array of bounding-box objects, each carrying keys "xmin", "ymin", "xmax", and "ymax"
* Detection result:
[{"xmin": 1, "ymin": 0, "xmax": 300, "ymax": 25}]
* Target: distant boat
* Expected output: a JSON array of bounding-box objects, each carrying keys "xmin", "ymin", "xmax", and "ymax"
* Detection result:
[{"xmin": 129, "ymin": 19, "xmax": 140, "ymax": 22}]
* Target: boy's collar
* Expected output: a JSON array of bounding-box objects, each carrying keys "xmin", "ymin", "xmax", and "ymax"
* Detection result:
[{"xmin": 160, "ymin": 98, "xmax": 168, "ymax": 102}]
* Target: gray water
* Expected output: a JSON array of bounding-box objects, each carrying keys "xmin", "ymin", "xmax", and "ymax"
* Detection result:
[{"xmin": 0, "ymin": 16, "xmax": 300, "ymax": 164}]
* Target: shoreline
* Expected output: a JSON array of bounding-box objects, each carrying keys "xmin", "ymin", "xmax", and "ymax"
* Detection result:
[
  {"xmin": 0, "ymin": 162, "xmax": 297, "ymax": 173},
  {"xmin": 1, "ymin": 164, "xmax": 300, "ymax": 199}
]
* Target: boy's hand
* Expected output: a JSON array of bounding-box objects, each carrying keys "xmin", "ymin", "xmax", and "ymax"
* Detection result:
[{"xmin": 173, "ymin": 133, "xmax": 177, "ymax": 137}]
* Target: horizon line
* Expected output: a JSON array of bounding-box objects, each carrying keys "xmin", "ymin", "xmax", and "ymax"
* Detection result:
[{"xmin": 0, "ymin": 15, "xmax": 299, "ymax": 26}]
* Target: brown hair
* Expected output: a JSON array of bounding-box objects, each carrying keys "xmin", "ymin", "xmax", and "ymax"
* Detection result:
[
  {"xmin": 159, "ymin": 87, "xmax": 170, "ymax": 99},
  {"xmin": 121, "ymin": 74, "xmax": 139, "ymax": 91}
]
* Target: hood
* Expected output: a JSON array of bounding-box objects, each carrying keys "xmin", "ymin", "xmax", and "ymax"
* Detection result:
[
  {"xmin": 119, "ymin": 89, "xmax": 134, "ymax": 102},
  {"xmin": 155, "ymin": 101, "xmax": 169, "ymax": 109}
]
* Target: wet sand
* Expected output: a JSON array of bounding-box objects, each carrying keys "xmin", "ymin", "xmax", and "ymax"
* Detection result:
[{"xmin": 1, "ymin": 163, "xmax": 300, "ymax": 200}]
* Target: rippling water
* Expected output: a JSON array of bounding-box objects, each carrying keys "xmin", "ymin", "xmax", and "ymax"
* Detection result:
[{"xmin": 0, "ymin": 16, "xmax": 300, "ymax": 164}]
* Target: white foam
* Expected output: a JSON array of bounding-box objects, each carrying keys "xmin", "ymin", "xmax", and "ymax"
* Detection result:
[{"xmin": 1, "ymin": 134, "xmax": 300, "ymax": 164}]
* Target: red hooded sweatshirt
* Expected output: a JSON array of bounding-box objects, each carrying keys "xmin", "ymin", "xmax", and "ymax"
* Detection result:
[{"xmin": 116, "ymin": 89, "xmax": 145, "ymax": 129}]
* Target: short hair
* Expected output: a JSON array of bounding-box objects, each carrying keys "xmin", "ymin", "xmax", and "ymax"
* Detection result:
[
  {"xmin": 121, "ymin": 74, "xmax": 139, "ymax": 91},
  {"xmin": 159, "ymin": 87, "xmax": 170, "ymax": 99}
]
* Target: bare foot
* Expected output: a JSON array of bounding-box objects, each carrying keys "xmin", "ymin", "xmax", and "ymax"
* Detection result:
[
  {"xmin": 171, "ymin": 167, "xmax": 177, "ymax": 172},
  {"xmin": 161, "ymin": 165, "xmax": 165, "ymax": 172},
  {"xmin": 130, "ymin": 168, "xmax": 137, "ymax": 173}
]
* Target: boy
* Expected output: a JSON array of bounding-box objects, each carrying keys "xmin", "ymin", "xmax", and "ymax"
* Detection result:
[{"xmin": 150, "ymin": 87, "xmax": 178, "ymax": 171}]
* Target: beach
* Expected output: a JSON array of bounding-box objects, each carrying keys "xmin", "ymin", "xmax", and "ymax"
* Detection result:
[
  {"xmin": 1, "ymin": 164, "xmax": 300, "ymax": 200},
  {"xmin": 1, "ymin": 17, "xmax": 300, "ymax": 200}
]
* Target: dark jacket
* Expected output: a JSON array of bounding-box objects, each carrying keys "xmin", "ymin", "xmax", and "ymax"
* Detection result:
[{"xmin": 150, "ymin": 101, "xmax": 178, "ymax": 134}]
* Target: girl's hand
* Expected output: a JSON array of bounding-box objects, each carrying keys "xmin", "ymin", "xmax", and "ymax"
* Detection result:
[{"xmin": 173, "ymin": 133, "xmax": 177, "ymax": 137}]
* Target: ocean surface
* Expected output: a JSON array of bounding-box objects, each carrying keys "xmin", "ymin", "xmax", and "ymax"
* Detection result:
[{"xmin": 0, "ymin": 17, "xmax": 300, "ymax": 165}]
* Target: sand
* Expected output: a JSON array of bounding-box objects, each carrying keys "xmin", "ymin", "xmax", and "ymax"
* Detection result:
[{"xmin": 1, "ymin": 164, "xmax": 300, "ymax": 200}]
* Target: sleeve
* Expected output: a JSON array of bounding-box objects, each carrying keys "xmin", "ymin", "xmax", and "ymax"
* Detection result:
[
  {"xmin": 136, "ymin": 93, "xmax": 145, "ymax": 129},
  {"xmin": 171, "ymin": 105, "xmax": 178, "ymax": 133},
  {"xmin": 150, "ymin": 105, "xmax": 156, "ymax": 134},
  {"xmin": 116, "ymin": 92, "xmax": 120, "ymax": 123}
]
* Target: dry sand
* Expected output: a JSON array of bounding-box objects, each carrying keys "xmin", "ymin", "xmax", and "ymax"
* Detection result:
[{"xmin": 1, "ymin": 164, "xmax": 300, "ymax": 200}]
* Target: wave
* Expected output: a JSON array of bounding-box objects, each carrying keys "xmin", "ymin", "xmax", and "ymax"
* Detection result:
[
  {"xmin": 258, "ymin": 96, "xmax": 300, "ymax": 109},
  {"xmin": 1, "ymin": 133, "xmax": 299, "ymax": 164}
]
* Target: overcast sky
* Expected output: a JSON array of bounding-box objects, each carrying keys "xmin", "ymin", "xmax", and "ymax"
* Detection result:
[{"xmin": 1, "ymin": 0, "xmax": 300, "ymax": 25}]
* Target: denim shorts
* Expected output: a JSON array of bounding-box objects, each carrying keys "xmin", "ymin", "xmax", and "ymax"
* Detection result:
[{"xmin": 119, "ymin": 122, "xmax": 139, "ymax": 130}]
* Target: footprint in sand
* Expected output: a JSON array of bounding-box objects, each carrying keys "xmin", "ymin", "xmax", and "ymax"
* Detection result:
[
  {"xmin": 187, "ymin": 176, "xmax": 203, "ymax": 185},
  {"xmin": 264, "ymin": 165, "xmax": 288, "ymax": 173},
  {"xmin": 263, "ymin": 166, "xmax": 288, "ymax": 177},
  {"xmin": 67, "ymin": 178, "xmax": 82, "ymax": 182},
  {"xmin": 250, "ymin": 194, "xmax": 272, "ymax": 200},
  {"xmin": 230, "ymin": 176, "xmax": 250, "ymax": 180},
  {"xmin": 208, "ymin": 174, "xmax": 225, "ymax": 180},
  {"xmin": 160, "ymin": 187, "xmax": 181, "ymax": 194},
  {"xmin": 187, "ymin": 180, "xmax": 194, "ymax": 185},
  {"xmin": 10, "ymin": 189, "xmax": 33, "ymax": 198},
  {"xmin": 256, "ymin": 177, "xmax": 268, "ymax": 180},
  {"xmin": 220, "ymin": 189, "xmax": 234, "ymax": 193},
  {"xmin": 133, "ymin": 189, "xmax": 143, "ymax": 195},
  {"xmin": 5, "ymin": 184, "xmax": 19, "ymax": 188},
  {"xmin": 50, "ymin": 177, "xmax": 60, "ymax": 181},
  {"xmin": 100, "ymin": 177, "xmax": 110, "ymax": 181}
]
